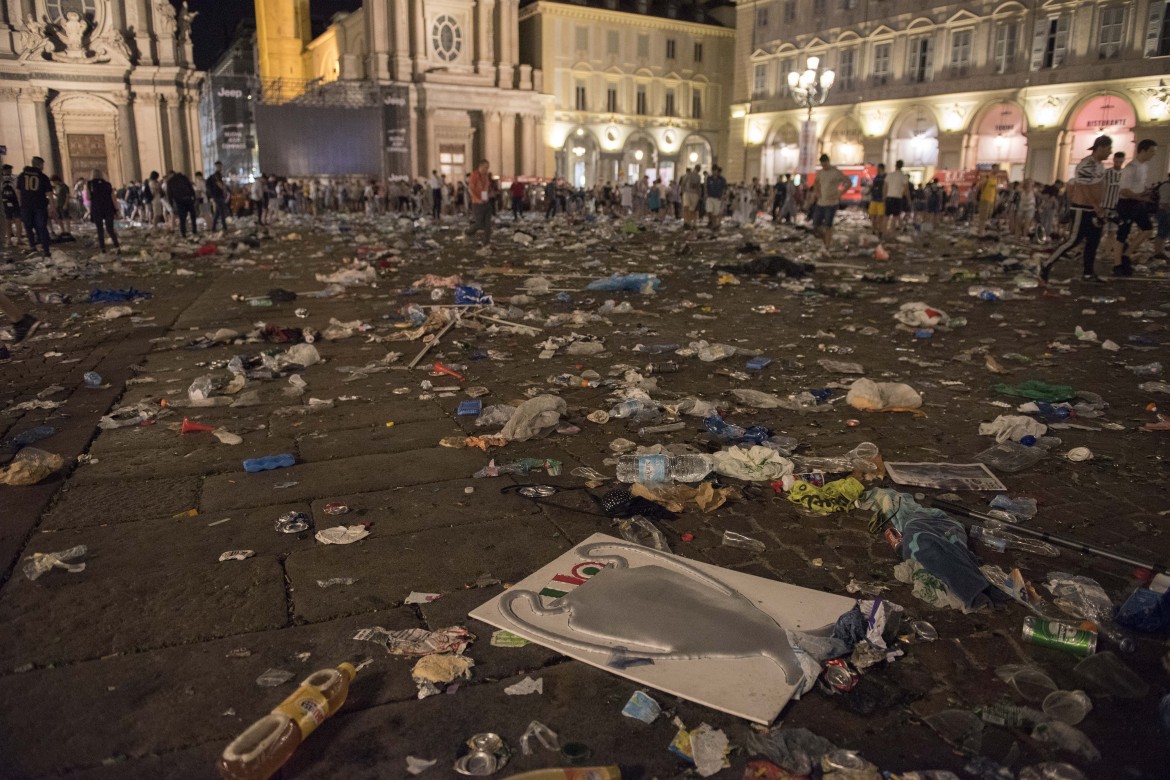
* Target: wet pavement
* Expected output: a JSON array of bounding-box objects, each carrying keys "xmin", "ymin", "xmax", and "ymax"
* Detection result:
[{"xmin": 1, "ymin": 211, "xmax": 1168, "ymax": 779}]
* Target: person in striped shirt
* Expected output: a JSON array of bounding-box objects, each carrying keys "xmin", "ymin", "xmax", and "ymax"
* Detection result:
[
  {"xmin": 1040, "ymin": 135, "xmax": 1112, "ymax": 284},
  {"xmin": 1099, "ymin": 150, "xmax": 1126, "ymax": 266}
]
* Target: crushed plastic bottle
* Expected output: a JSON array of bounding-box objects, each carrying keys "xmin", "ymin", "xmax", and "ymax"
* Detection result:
[
  {"xmin": 608, "ymin": 400, "xmax": 655, "ymax": 419},
  {"xmin": 1041, "ymin": 690, "xmax": 1092, "ymax": 725},
  {"xmin": 722, "ymin": 530, "xmax": 766, "ymax": 552},
  {"xmin": 969, "ymin": 525, "xmax": 1060, "ymax": 557},
  {"xmin": 989, "ymin": 495, "xmax": 1038, "ymax": 519},
  {"xmin": 704, "ymin": 415, "xmax": 771, "ymax": 445},
  {"xmin": 637, "ymin": 422, "xmax": 686, "ymax": 436},
  {"xmin": 23, "ymin": 545, "xmax": 88, "ymax": 581},
  {"xmin": 615, "ymin": 453, "xmax": 712, "ymax": 483},
  {"xmin": 218, "ymin": 663, "xmax": 357, "ymax": 780},
  {"xmin": 616, "ymin": 516, "xmax": 671, "ymax": 552}
]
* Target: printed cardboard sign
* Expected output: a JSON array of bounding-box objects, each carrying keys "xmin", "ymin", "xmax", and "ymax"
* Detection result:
[{"xmin": 470, "ymin": 534, "xmax": 856, "ymax": 724}]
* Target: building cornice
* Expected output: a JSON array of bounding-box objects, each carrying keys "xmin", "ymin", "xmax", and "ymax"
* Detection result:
[{"xmin": 518, "ymin": 1, "xmax": 735, "ymax": 37}]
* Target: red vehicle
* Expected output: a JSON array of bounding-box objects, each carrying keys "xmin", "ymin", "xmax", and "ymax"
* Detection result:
[{"xmin": 804, "ymin": 164, "xmax": 878, "ymax": 205}]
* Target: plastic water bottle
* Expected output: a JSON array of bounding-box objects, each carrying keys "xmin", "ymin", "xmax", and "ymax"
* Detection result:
[
  {"xmin": 615, "ymin": 453, "xmax": 712, "ymax": 483},
  {"xmin": 1034, "ymin": 402, "xmax": 1072, "ymax": 420},
  {"xmin": 616, "ymin": 516, "xmax": 671, "ymax": 552},
  {"xmin": 644, "ymin": 361, "xmax": 680, "ymax": 374},
  {"xmin": 969, "ymin": 525, "xmax": 1060, "ymax": 557},
  {"xmin": 218, "ymin": 663, "xmax": 356, "ymax": 780},
  {"xmin": 989, "ymin": 495, "xmax": 1038, "ymax": 519},
  {"xmin": 703, "ymin": 416, "xmax": 770, "ymax": 444},
  {"xmin": 609, "ymin": 400, "xmax": 652, "ymax": 419},
  {"xmin": 243, "ymin": 454, "xmax": 296, "ymax": 473}
]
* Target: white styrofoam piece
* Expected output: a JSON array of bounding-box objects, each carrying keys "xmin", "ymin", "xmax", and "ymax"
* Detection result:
[{"xmin": 469, "ymin": 533, "xmax": 856, "ymax": 724}]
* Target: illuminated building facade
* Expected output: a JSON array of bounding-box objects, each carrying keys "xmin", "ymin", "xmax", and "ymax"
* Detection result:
[
  {"xmin": 0, "ymin": 0, "xmax": 203, "ymax": 184},
  {"xmin": 519, "ymin": 0, "xmax": 735, "ymax": 186},
  {"xmin": 728, "ymin": 0, "xmax": 1170, "ymax": 184}
]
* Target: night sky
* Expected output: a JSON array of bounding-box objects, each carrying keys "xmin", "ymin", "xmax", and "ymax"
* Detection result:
[{"xmin": 184, "ymin": 0, "xmax": 363, "ymax": 70}]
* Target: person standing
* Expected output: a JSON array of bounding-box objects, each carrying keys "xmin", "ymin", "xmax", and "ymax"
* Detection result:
[
  {"xmin": 544, "ymin": 178, "xmax": 558, "ymax": 219},
  {"xmin": 808, "ymin": 154, "xmax": 850, "ymax": 251},
  {"xmin": 17, "ymin": 156, "xmax": 52, "ymax": 258},
  {"xmin": 705, "ymin": 166, "xmax": 727, "ymax": 228},
  {"xmin": 50, "ymin": 174, "xmax": 72, "ymax": 237},
  {"xmin": 428, "ymin": 170, "xmax": 443, "ymax": 220},
  {"xmin": 167, "ymin": 169, "xmax": 198, "ymax": 239},
  {"xmin": 467, "ymin": 159, "xmax": 493, "ymax": 246},
  {"xmin": 619, "ymin": 179, "xmax": 634, "ymax": 215},
  {"xmin": 1040, "ymin": 135, "xmax": 1113, "ymax": 283},
  {"xmin": 1, "ymin": 164, "xmax": 23, "ymax": 243},
  {"xmin": 510, "ymin": 178, "xmax": 526, "ymax": 221},
  {"xmin": 86, "ymin": 169, "xmax": 120, "ymax": 254},
  {"xmin": 680, "ymin": 165, "xmax": 702, "ymax": 228},
  {"xmin": 883, "ymin": 159, "xmax": 910, "ymax": 235},
  {"xmin": 1114, "ymin": 139, "xmax": 1158, "ymax": 275},
  {"xmin": 205, "ymin": 161, "xmax": 229, "ymax": 233},
  {"xmin": 250, "ymin": 175, "xmax": 266, "ymax": 226},
  {"xmin": 193, "ymin": 171, "xmax": 208, "ymax": 226},
  {"xmin": 866, "ymin": 164, "xmax": 886, "ymax": 235},
  {"xmin": 647, "ymin": 178, "xmax": 662, "ymax": 220}
]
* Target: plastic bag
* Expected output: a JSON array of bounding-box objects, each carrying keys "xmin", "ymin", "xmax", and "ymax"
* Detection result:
[
  {"xmin": 0, "ymin": 448, "xmax": 64, "ymax": 485},
  {"xmin": 711, "ymin": 445, "xmax": 794, "ymax": 482},
  {"xmin": 23, "ymin": 545, "xmax": 87, "ymax": 580},
  {"xmin": 499, "ymin": 395, "xmax": 566, "ymax": 442},
  {"xmin": 846, "ymin": 378, "xmax": 922, "ymax": 411}
]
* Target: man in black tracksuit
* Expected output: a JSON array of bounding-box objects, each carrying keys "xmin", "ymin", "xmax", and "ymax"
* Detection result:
[{"xmin": 17, "ymin": 156, "xmax": 52, "ymax": 258}]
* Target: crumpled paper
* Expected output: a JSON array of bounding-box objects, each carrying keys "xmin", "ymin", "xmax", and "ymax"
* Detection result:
[
  {"xmin": 711, "ymin": 445, "xmax": 794, "ymax": 481},
  {"xmin": 499, "ymin": 395, "xmax": 566, "ymax": 442},
  {"xmin": 315, "ymin": 525, "xmax": 370, "ymax": 544},
  {"xmin": 0, "ymin": 448, "xmax": 64, "ymax": 485},
  {"xmin": 353, "ymin": 626, "xmax": 474, "ymax": 656},
  {"xmin": 979, "ymin": 415, "xmax": 1048, "ymax": 444},
  {"xmin": 894, "ymin": 302, "xmax": 949, "ymax": 328},
  {"xmin": 846, "ymin": 378, "xmax": 923, "ymax": 412}
]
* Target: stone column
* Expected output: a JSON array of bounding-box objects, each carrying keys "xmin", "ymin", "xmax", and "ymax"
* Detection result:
[
  {"xmin": 495, "ymin": 0, "xmax": 516, "ymax": 89},
  {"xmin": 27, "ymin": 88, "xmax": 55, "ymax": 169},
  {"xmin": 133, "ymin": 92, "xmax": 165, "ymax": 177},
  {"xmin": 1025, "ymin": 129, "xmax": 1060, "ymax": 183},
  {"xmin": 185, "ymin": 92, "xmax": 203, "ymax": 174},
  {"xmin": 167, "ymin": 96, "xmax": 186, "ymax": 172},
  {"xmin": 476, "ymin": 0, "xmax": 495, "ymax": 75},
  {"xmin": 519, "ymin": 113, "xmax": 536, "ymax": 176},
  {"xmin": 112, "ymin": 93, "xmax": 140, "ymax": 183},
  {"xmin": 390, "ymin": 0, "xmax": 411, "ymax": 81},
  {"xmin": 499, "ymin": 112, "xmax": 516, "ymax": 176},
  {"xmin": 482, "ymin": 110, "xmax": 501, "ymax": 170},
  {"xmin": 411, "ymin": 0, "xmax": 426, "ymax": 77},
  {"xmin": 534, "ymin": 117, "xmax": 549, "ymax": 177},
  {"xmin": 937, "ymin": 132, "xmax": 963, "ymax": 171}
]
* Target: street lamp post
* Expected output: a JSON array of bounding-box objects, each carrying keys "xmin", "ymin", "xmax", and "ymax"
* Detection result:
[{"xmin": 787, "ymin": 57, "xmax": 835, "ymax": 178}]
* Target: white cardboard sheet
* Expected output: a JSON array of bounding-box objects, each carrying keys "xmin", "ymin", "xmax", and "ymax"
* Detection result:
[{"xmin": 469, "ymin": 533, "xmax": 856, "ymax": 724}]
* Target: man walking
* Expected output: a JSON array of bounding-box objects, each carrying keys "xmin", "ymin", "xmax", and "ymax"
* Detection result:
[
  {"xmin": 167, "ymin": 169, "xmax": 198, "ymax": 239},
  {"xmin": 680, "ymin": 165, "xmax": 702, "ymax": 228},
  {"xmin": 868, "ymin": 164, "xmax": 886, "ymax": 235},
  {"xmin": 86, "ymin": 169, "xmax": 120, "ymax": 254},
  {"xmin": 1, "ymin": 164, "xmax": 23, "ymax": 243},
  {"xmin": 705, "ymin": 166, "xmax": 727, "ymax": 229},
  {"xmin": 809, "ymin": 154, "xmax": 849, "ymax": 251},
  {"xmin": 883, "ymin": 159, "xmax": 910, "ymax": 235},
  {"xmin": 467, "ymin": 159, "xmax": 493, "ymax": 246},
  {"xmin": 1040, "ymin": 135, "xmax": 1113, "ymax": 284},
  {"xmin": 17, "ymin": 156, "xmax": 52, "ymax": 258},
  {"xmin": 206, "ymin": 161, "xmax": 229, "ymax": 233},
  {"xmin": 1114, "ymin": 139, "xmax": 1158, "ymax": 276},
  {"xmin": 429, "ymin": 170, "xmax": 443, "ymax": 220},
  {"xmin": 510, "ymin": 178, "xmax": 526, "ymax": 221}
]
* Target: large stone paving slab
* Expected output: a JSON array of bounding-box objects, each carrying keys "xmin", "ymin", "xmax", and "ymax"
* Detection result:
[
  {"xmin": 0, "ymin": 610, "xmax": 421, "ymax": 778},
  {"xmin": 199, "ymin": 448, "xmax": 487, "ymax": 511},
  {"xmin": 295, "ymin": 418, "xmax": 464, "ymax": 461},
  {"xmin": 0, "ymin": 557, "xmax": 287, "ymax": 669},
  {"xmin": 40, "ymin": 476, "xmax": 204, "ymax": 530},
  {"xmin": 286, "ymin": 516, "xmax": 570, "ymax": 623}
]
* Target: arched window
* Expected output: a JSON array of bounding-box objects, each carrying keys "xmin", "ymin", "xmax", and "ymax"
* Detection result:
[{"xmin": 431, "ymin": 15, "xmax": 463, "ymax": 62}]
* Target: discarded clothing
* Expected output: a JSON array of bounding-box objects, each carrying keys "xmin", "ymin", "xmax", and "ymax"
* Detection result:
[
  {"xmin": 846, "ymin": 378, "xmax": 923, "ymax": 412},
  {"xmin": 89, "ymin": 288, "xmax": 151, "ymax": 303},
  {"xmin": 979, "ymin": 415, "xmax": 1048, "ymax": 444},
  {"xmin": 860, "ymin": 488, "xmax": 994, "ymax": 609},
  {"xmin": 711, "ymin": 445, "xmax": 794, "ymax": 482},
  {"xmin": 787, "ymin": 477, "xmax": 864, "ymax": 514},
  {"xmin": 714, "ymin": 254, "xmax": 811, "ymax": 278}
]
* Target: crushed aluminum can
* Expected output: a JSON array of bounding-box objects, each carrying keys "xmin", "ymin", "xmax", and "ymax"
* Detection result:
[
  {"xmin": 884, "ymin": 527, "xmax": 903, "ymax": 551},
  {"xmin": 323, "ymin": 501, "xmax": 349, "ymax": 516},
  {"xmin": 274, "ymin": 511, "xmax": 311, "ymax": 534},
  {"xmin": 519, "ymin": 485, "xmax": 557, "ymax": 498},
  {"xmin": 454, "ymin": 733, "xmax": 509, "ymax": 776},
  {"xmin": 821, "ymin": 659, "xmax": 859, "ymax": 693}
]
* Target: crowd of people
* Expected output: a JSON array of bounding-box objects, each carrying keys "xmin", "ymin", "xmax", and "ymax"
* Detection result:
[{"xmin": 4, "ymin": 140, "xmax": 1168, "ymax": 278}]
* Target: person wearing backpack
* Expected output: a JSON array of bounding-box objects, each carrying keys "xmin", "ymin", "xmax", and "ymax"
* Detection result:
[{"xmin": 167, "ymin": 169, "xmax": 198, "ymax": 239}]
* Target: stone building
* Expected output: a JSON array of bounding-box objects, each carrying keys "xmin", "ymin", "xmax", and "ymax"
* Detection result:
[
  {"xmin": 0, "ymin": 0, "xmax": 203, "ymax": 184},
  {"xmin": 727, "ymin": 0, "xmax": 1170, "ymax": 185},
  {"xmin": 255, "ymin": 0, "xmax": 552, "ymax": 180},
  {"xmin": 518, "ymin": 0, "xmax": 735, "ymax": 186}
]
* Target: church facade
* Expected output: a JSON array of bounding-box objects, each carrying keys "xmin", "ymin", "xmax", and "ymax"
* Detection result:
[
  {"xmin": 0, "ymin": 0, "xmax": 203, "ymax": 184},
  {"xmin": 258, "ymin": 0, "xmax": 552, "ymax": 180}
]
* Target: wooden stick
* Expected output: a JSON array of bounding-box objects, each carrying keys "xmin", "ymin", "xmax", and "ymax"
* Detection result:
[
  {"xmin": 469, "ymin": 312, "xmax": 543, "ymax": 332},
  {"xmin": 407, "ymin": 310, "xmax": 462, "ymax": 368}
]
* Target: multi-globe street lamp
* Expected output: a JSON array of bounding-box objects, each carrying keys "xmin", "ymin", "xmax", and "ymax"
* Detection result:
[{"xmin": 786, "ymin": 56, "xmax": 835, "ymax": 177}]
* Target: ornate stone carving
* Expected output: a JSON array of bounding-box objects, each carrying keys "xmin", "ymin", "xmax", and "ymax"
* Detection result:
[{"xmin": 18, "ymin": 3, "xmax": 132, "ymax": 66}]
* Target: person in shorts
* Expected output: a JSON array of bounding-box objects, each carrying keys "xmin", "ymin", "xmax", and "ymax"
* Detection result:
[
  {"xmin": 1114, "ymin": 139, "xmax": 1158, "ymax": 275},
  {"xmin": 809, "ymin": 154, "xmax": 850, "ymax": 251},
  {"xmin": 883, "ymin": 159, "xmax": 909, "ymax": 233}
]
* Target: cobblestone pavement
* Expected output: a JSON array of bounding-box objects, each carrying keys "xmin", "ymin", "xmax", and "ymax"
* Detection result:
[{"xmin": 1, "ymin": 212, "xmax": 1167, "ymax": 780}]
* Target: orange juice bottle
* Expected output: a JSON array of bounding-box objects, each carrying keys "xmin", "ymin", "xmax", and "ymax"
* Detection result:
[{"xmin": 217, "ymin": 662, "xmax": 356, "ymax": 780}]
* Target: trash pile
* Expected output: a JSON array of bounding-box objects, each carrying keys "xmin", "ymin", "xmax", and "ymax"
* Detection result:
[{"xmin": 3, "ymin": 205, "xmax": 1168, "ymax": 778}]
